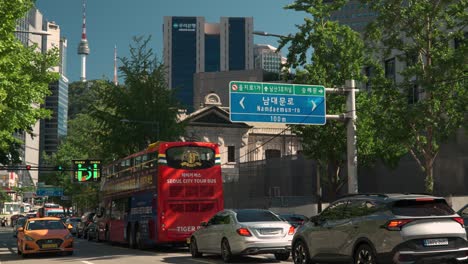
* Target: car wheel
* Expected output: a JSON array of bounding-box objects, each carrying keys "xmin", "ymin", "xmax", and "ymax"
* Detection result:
[
  {"xmin": 221, "ymin": 238, "xmax": 233, "ymax": 263},
  {"xmin": 274, "ymin": 252, "xmax": 290, "ymax": 261},
  {"xmin": 292, "ymin": 240, "xmax": 312, "ymax": 264},
  {"xmin": 354, "ymin": 244, "xmax": 376, "ymax": 264},
  {"xmin": 190, "ymin": 237, "xmax": 202, "ymax": 258}
]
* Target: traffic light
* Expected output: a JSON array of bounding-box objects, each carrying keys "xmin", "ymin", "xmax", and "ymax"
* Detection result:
[
  {"xmin": 55, "ymin": 165, "xmax": 64, "ymax": 171},
  {"xmin": 25, "ymin": 165, "xmax": 31, "ymax": 170}
]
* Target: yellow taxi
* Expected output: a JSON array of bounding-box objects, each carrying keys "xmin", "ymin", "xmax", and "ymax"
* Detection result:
[{"xmin": 17, "ymin": 217, "xmax": 74, "ymax": 257}]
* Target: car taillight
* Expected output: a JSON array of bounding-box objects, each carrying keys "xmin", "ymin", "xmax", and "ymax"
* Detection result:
[
  {"xmin": 236, "ymin": 228, "xmax": 252, "ymax": 237},
  {"xmin": 288, "ymin": 226, "xmax": 295, "ymax": 235},
  {"xmin": 386, "ymin": 219, "xmax": 413, "ymax": 231},
  {"xmin": 453, "ymin": 217, "xmax": 465, "ymax": 227}
]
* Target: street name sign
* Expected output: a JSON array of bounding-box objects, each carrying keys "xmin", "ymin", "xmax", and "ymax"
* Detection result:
[
  {"xmin": 229, "ymin": 81, "xmax": 326, "ymax": 125},
  {"xmin": 36, "ymin": 187, "xmax": 63, "ymax": 197}
]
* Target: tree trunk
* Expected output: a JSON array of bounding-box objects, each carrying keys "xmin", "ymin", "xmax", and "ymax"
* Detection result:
[{"xmin": 424, "ymin": 160, "xmax": 434, "ymax": 194}]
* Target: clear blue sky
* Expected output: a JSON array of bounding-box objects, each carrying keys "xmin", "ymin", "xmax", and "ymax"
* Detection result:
[{"xmin": 35, "ymin": 0, "xmax": 307, "ymax": 83}]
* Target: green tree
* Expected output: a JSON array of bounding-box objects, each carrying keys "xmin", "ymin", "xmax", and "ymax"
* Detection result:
[
  {"xmin": 41, "ymin": 114, "xmax": 102, "ymax": 212},
  {"xmin": 362, "ymin": 0, "xmax": 468, "ymax": 193},
  {"xmin": 280, "ymin": 0, "xmax": 362, "ymax": 199},
  {"xmin": 0, "ymin": 0, "xmax": 59, "ymax": 164},
  {"xmin": 280, "ymin": 0, "xmax": 405, "ymax": 199},
  {"xmin": 91, "ymin": 36, "xmax": 185, "ymax": 158}
]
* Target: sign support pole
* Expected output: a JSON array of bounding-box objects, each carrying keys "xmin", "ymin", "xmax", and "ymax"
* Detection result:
[{"xmin": 345, "ymin": 80, "xmax": 358, "ymax": 194}]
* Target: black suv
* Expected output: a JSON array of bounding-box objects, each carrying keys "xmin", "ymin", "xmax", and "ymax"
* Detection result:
[
  {"xmin": 77, "ymin": 212, "xmax": 95, "ymax": 238},
  {"xmin": 292, "ymin": 193, "xmax": 468, "ymax": 264}
]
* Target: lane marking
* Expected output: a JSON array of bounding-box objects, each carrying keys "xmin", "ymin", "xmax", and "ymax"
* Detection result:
[{"xmin": 81, "ymin": 261, "xmax": 94, "ymax": 264}]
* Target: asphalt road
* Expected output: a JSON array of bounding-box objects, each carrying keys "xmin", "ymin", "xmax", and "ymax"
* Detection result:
[{"xmin": 0, "ymin": 227, "xmax": 293, "ymax": 264}]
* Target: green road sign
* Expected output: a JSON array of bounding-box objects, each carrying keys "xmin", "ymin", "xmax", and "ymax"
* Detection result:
[{"xmin": 229, "ymin": 81, "xmax": 326, "ymax": 124}]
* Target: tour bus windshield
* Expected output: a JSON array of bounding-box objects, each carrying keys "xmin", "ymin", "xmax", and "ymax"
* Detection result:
[{"xmin": 166, "ymin": 146, "xmax": 215, "ymax": 169}]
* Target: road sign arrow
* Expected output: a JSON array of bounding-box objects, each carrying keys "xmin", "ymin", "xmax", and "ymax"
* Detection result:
[
  {"xmin": 311, "ymin": 100, "xmax": 317, "ymax": 112},
  {"xmin": 240, "ymin": 97, "xmax": 246, "ymax": 109}
]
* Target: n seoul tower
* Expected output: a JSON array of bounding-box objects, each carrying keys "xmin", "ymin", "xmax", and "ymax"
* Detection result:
[{"xmin": 77, "ymin": 0, "xmax": 90, "ymax": 82}]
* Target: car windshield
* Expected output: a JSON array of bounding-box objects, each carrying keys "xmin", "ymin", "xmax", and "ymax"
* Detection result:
[
  {"xmin": 391, "ymin": 199, "xmax": 454, "ymax": 216},
  {"xmin": 68, "ymin": 218, "xmax": 80, "ymax": 222},
  {"xmin": 27, "ymin": 220, "xmax": 65, "ymax": 230},
  {"xmin": 236, "ymin": 210, "xmax": 281, "ymax": 222}
]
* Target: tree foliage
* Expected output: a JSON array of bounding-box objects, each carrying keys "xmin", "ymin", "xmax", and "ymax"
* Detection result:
[
  {"xmin": 45, "ymin": 36, "xmax": 185, "ymax": 213},
  {"xmin": 41, "ymin": 114, "xmax": 102, "ymax": 212},
  {"xmin": 280, "ymin": 0, "xmax": 365, "ymax": 198},
  {"xmin": 91, "ymin": 36, "xmax": 185, "ymax": 158},
  {"xmin": 362, "ymin": 0, "xmax": 468, "ymax": 193},
  {"xmin": 0, "ymin": 0, "xmax": 59, "ymax": 164},
  {"xmin": 280, "ymin": 0, "xmax": 409, "ymax": 198}
]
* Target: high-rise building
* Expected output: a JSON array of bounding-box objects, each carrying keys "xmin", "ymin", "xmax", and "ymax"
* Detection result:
[
  {"xmin": 163, "ymin": 16, "xmax": 254, "ymax": 111},
  {"xmin": 39, "ymin": 21, "xmax": 68, "ymax": 168},
  {"xmin": 327, "ymin": 0, "xmax": 377, "ymax": 33},
  {"xmin": 254, "ymin": 44, "xmax": 286, "ymax": 74}
]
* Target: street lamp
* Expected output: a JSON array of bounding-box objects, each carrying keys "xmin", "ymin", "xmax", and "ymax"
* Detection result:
[
  {"xmin": 253, "ymin": 30, "xmax": 289, "ymax": 38},
  {"xmin": 13, "ymin": 30, "xmax": 51, "ymax": 36}
]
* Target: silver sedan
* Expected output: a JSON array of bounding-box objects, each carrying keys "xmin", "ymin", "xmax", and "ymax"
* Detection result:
[{"xmin": 189, "ymin": 209, "xmax": 294, "ymax": 262}]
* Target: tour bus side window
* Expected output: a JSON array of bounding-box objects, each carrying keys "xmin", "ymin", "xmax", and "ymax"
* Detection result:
[
  {"xmin": 141, "ymin": 154, "xmax": 149, "ymax": 169},
  {"xmin": 134, "ymin": 155, "xmax": 142, "ymax": 171}
]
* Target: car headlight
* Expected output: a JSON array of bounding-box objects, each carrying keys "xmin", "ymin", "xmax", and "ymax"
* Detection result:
[
  {"xmin": 64, "ymin": 233, "xmax": 73, "ymax": 239},
  {"xmin": 24, "ymin": 235, "xmax": 35, "ymax": 241}
]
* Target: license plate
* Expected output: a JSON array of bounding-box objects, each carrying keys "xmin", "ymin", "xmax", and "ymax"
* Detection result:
[
  {"xmin": 423, "ymin": 238, "xmax": 448, "ymax": 247},
  {"xmin": 42, "ymin": 243, "xmax": 57, "ymax": 249},
  {"xmin": 260, "ymin": 228, "xmax": 281, "ymax": 235}
]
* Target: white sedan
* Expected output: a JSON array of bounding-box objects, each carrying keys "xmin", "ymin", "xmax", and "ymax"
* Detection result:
[{"xmin": 189, "ymin": 209, "xmax": 294, "ymax": 262}]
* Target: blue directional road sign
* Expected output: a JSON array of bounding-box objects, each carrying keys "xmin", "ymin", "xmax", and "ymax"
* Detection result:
[
  {"xmin": 36, "ymin": 187, "xmax": 63, "ymax": 197},
  {"xmin": 229, "ymin": 81, "xmax": 326, "ymax": 125}
]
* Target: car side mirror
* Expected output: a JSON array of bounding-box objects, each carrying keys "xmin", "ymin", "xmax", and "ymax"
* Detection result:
[
  {"xmin": 17, "ymin": 227, "xmax": 24, "ymax": 232},
  {"xmin": 67, "ymin": 224, "xmax": 73, "ymax": 229},
  {"xmin": 200, "ymin": 222, "xmax": 208, "ymax": 227},
  {"xmin": 309, "ymin": 215, "xmax": 322, "ymax": 226}
]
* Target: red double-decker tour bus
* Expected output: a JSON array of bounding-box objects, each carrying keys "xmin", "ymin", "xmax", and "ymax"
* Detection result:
[{"xmin": 95, "ymin": 141, "xmax": 223, "ymax": 249}]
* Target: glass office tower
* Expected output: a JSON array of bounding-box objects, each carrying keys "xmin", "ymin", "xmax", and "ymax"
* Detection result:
[{"xmin": 164, "ymin": 16, "xmax": 253, "ymax": 112}]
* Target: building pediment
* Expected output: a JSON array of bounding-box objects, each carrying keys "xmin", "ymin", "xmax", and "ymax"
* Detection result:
[{"xmin": 183, "ymin": 106, "xmax": 251, "ymax": 128}]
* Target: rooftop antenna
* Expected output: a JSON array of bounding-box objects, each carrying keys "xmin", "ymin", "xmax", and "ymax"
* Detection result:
[{"xmin": 113, "ymin": 45, "xmax": 118, "ymax": 85}]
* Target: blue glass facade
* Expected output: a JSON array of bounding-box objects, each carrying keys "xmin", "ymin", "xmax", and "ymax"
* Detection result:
[
  {"xmin": 40, "ymin": 76, "xmax": 68, "ymax": 157},
  {"xmin": 171, "ymin": 17, "xmax": 197, "ymax": 110},
  {"xmin": 228, "ymin": 18, "xmax": 246, "ymax": 71},
  {"xmin": 205, "ymin": 34, "xmax": 220, "ymax": 72}
]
